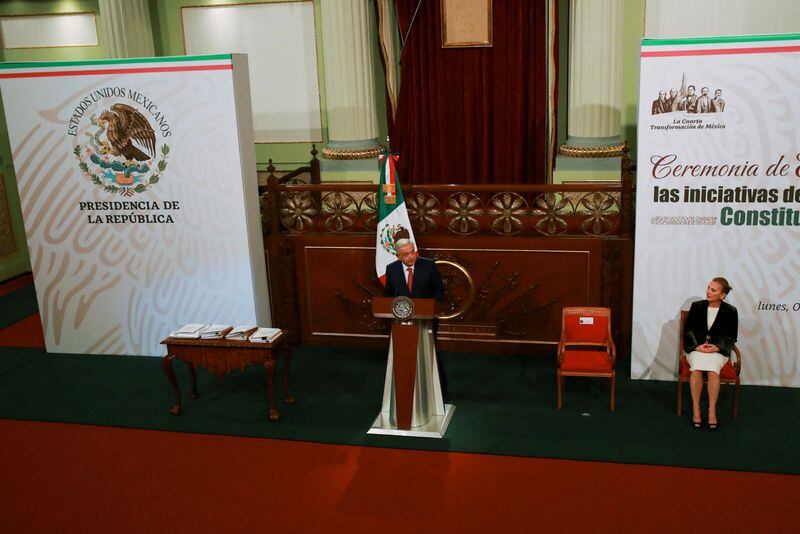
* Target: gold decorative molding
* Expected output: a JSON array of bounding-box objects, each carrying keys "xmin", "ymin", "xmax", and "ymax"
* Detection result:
[
  {"xmin": 322, "ymin": 145, "xmax": 385, "ymax": 160},
  {"xmin": 435, "ymin": 259, "xmax": 476, "ymax": 321},
  {"xmin": 558, "ymin": 142, "xmax": 627, "ymax": 158}
]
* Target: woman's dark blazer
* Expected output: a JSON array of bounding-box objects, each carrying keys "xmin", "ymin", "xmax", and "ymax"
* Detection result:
[{"xmin": 683, "ymin": 299, "xmax": 738, "ymax": 357}]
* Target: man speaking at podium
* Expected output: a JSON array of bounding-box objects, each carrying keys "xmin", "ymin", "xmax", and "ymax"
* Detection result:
[
  {"xmin": 384, "ymin": 236, "xmax": 447, "ymax": 398},
  {"xmin": 384, "ymin": 238, "xmax": 444, "ymax": 301}
]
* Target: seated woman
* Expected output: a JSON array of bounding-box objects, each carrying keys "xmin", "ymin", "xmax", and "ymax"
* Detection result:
[{"xmin": 683, "ymin": 277, "xmax": 738, "ymax": 430}]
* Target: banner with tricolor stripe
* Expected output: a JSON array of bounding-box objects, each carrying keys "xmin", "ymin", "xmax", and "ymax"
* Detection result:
[
  {"xmin": 375, "ymin": 148, "xmax": 415, "ymax": 286},
  {"xmin": 631, "ymin": 33, "xmax": 800, "ymax": 387},
  {"xmin": 0, "ymin": 54, "xmax": 235, "ymax": 79},
  {"xmin": 0, "ymin": 53, "xmax": 269, "ymax": 357}
]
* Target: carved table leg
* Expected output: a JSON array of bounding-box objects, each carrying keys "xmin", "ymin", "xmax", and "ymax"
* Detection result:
[
  {"xmin": 264, "ymin": 356, "xmax": 280, "ymax": 421},
  {"xmin": 189, "ymin": 363, "xmax": 198, "ymax": 399},
  {"xmin": 162, "ymin": 354, "xmax": 182, "ymax": 415},
  {"xmin": 282, "ymin": 345, "xmax": 295, "ymax": 404}
]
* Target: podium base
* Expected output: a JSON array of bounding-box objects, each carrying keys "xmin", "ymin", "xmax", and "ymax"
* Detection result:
[{"xmin": 367, "ymin": 404, "xmax": 456, "ymax": 438}]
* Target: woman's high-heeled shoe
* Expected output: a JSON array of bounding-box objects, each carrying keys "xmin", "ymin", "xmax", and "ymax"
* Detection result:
[{"xmin": 691, "ymin": 417, "xmax": 702, "ymax": 429}]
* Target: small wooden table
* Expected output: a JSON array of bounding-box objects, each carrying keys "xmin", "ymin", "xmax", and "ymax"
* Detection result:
[{"xmin": 160, "ymin": 333, "xmax": 293, "ymax": 421}]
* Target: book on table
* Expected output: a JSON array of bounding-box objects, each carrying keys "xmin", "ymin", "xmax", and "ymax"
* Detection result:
[
  {"xmin": 226, "ymin": 325, "xmax": 257, "ymax": 340},
  {"xmin": 200, "ymin": 324, "xmax": 232, "ymax": 339},
  {"xmin": 248, "ymin": 327, "xmax": 282, "ymax": 343},
  {"xmin": 170, "ymin": 323, "xmax": 208, "ymax": 339}
]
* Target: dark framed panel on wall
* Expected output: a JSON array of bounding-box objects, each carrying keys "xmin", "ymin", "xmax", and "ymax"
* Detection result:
[{"xmin": 440, "ymin": 0, "xmax": 493, "ymax": 48}]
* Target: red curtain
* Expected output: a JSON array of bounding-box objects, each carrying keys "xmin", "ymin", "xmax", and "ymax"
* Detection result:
[{"xmin": 392, "ymin": 0, "xmax": 550, "ymax": 184}]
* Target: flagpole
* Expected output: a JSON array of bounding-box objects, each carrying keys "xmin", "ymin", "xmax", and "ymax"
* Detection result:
[{"xmin": 375, "ymin": 137, "xmax": 414, "ymax": 286}]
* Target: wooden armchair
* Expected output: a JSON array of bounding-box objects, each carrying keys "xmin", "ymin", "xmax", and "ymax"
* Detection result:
[
  {"xmin": 677, "ymin": 310, "xmax": 741, "ymax": 417},
  {"xmin": 557, "ymin": 307, "xmax": 616, "ymax": 411}
]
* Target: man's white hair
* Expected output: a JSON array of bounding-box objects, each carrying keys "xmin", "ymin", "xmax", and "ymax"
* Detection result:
[{"xmin": 395, "ymin": 238, "xmax": 415, "ymax": 252}]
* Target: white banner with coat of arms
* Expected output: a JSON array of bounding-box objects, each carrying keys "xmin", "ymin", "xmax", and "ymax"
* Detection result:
[
  {"xmin": 632, "ymin": 34, "xmax": 800, "ymax": 386},
  {"xmin": 0, "ymin": 54, "xmax": 269, "ymax": 356}
]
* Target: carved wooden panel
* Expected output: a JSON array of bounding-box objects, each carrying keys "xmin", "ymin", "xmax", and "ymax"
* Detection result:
[
  {"xmin": 299, "ymin": 243, "xmax": 386, "ymax": 339},
  {"xmin": 265, "ymin": 187, "xmax": 623, "ymax": 237},
  {"xmin": 259, "ymin": 155, "xmax": 635, "ymax": 356},
  {"xmin": 293, "ymin": 236, "xmax": 603, "ymax": 353},
  {"xmin": 428, "ymin": 245, "xmax": 594, "ymax": 344}
]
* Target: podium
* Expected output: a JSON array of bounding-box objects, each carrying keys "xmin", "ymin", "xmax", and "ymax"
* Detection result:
[{"xmin": 368, "ymin": 297, "xmax": 455, "ymax": 438}]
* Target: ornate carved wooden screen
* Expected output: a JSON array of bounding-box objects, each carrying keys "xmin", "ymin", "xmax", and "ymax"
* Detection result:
[{"xmin": 261, "ymin": 154, "xmax": 634, "ymax": 357}]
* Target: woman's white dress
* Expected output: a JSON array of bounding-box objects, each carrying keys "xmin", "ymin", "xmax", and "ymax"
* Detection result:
[{"xmin": 686, "ymin": 306, "xmax": 729, "ymax": 373}]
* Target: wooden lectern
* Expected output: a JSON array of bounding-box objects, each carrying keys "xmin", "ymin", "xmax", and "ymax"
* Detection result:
[{"xmin": 368, "ymin": 297, "xmax": 455, "ymax": 438}]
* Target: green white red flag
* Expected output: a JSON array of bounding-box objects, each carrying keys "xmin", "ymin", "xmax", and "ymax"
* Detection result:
[{"xmin": 375, "ymin": 149, "xmax": 415, "ymax": 286}]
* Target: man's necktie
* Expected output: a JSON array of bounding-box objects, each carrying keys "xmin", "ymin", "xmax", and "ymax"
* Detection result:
[{"xmin": 406, "ymin": 267, "xmax": 413, "ymax": 293}]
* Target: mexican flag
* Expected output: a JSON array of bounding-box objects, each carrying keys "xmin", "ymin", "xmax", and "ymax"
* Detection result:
[{"xmin": 375, "ymin": 150, "xmax": 415, "ymax": 286}]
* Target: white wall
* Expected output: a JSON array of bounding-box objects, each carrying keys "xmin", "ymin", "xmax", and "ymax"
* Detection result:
[{"xmin": 645, "ymin": 0, "xmax": 800, "ymax": 38}]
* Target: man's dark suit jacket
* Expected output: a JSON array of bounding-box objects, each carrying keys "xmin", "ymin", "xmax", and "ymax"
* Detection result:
[
  {"xmin": 683, "ymin": 299, "xmax": 738, "ymax": 357},
  {"xmin": 384, "ymin": 256, "xmax": 444, "ymax": 301}
]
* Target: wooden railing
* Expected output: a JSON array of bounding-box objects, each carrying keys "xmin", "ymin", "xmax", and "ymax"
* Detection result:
[
  {"xmin": 260, "ymin": 152, "xmax": 632, "ymax": 239},
  {"xmin": 264, "ymin": 144, "xmax": 321, "ymax": 185},
  {"xmin": 257, "ymin": 150, "xmax": 635, "ymax": 356}
]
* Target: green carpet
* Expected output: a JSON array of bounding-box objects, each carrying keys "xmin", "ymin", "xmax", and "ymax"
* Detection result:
[
  {"xmin": 1, "ymin": 344, "xmax": 798, "ymax": 474},
  {"xmin": 0, "ymin": 284, "xmax": 38, "ymax": 328}
]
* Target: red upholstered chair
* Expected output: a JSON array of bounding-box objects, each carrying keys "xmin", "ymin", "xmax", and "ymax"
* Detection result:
[
  {"xmin": 677, "ymin": 310, "xmax": 741, "ymax": 417},
  {"xmin": 557, "ymin": 307, "xmax": 616, "ymax": 411}
]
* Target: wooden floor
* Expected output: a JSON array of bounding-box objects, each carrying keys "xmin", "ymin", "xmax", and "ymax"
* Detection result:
[{"xmin": 1, "ymin": 419, "xmax": 799, "ymax": 533}]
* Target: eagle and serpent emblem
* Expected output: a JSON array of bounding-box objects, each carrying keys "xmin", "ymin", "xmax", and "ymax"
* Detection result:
[{"xmin": 74, "ymin": 103, "xmax": 170, "ymax": 196}]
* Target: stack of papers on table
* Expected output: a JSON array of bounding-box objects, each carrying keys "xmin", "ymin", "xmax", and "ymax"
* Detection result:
[
  {"xmin": 248, "ymin": 327, "xmax": 282, "ymax": 343},
  {"xmin": 225, "ymin": 325, "xmax": 256, "ymax": 340},
  {"xmin": 200, "ymin": 324, "xmax": 232, "ymax": 339},
  {"xmin": 171, "ymin": 323, "xmax": 207, "ymax": 339}
]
